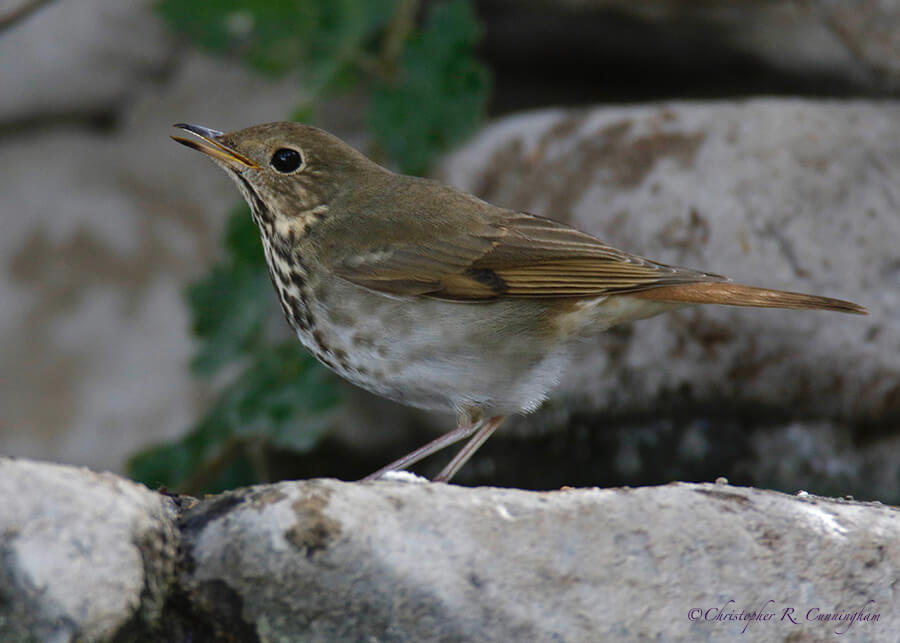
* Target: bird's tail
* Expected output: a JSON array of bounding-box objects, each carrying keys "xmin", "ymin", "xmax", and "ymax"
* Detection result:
[{"xmin": 633, "ymin": 282, "xmax": 867, "ymax": 314}]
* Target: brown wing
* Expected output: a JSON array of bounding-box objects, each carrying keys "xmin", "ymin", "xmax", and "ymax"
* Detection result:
[{"xmin": 333, "ymin": 211, "xmax": 727, "ymax": 301}]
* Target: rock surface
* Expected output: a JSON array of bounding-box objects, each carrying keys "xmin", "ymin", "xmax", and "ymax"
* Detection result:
[
  {"xmin": 1, "ymin": 458, "xmax": 898, "ymax": 642},
  {"xmin": 0, "ymin": 457, "xmax": 178, "ymax": 642}
]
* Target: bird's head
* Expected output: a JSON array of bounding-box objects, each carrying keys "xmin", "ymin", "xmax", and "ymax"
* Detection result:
[{"xmin": 172, "ymin": 122, "xmax": 381, "ymax": 227}]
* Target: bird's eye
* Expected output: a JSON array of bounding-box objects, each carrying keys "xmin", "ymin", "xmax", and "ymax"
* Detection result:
[{"xmin": 270, "ymin": 148, "xmax": 302, "ymax": 173}]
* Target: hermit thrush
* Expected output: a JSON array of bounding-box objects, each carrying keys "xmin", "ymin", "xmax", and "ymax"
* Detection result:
[{"xmin": 172, "ymin": 122, "xmax": 866, "ymax": 483}]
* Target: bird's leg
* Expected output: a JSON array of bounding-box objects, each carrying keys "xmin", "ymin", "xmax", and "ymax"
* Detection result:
[
  {"xmin": 361, "ymin": 418, "xmax": 485, "ymax": 481},
  {"xmin": 433, "ymin": 416, "xmax": 506, "ymax": 483}
]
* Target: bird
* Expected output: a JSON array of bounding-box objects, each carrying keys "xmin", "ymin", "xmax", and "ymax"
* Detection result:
[{"xmin": 172, "ymin": 121, "xmax": 866, "ymax": 483}]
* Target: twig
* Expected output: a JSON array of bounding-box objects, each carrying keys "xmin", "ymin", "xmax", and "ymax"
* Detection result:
[
  {"xmin": 179, "ymin": 436, "xmax": 246, "ymax": 497},
  {"xmin": 379, "ymin": 0, "xmax": 418, "ymax": 78},
  {"xmin": 246, "ymin": 436, "xmax": 271, "ymax": 484},
  {"xmin": 0, "ymin": 0, "xmax": 56, "ymax": 34}
]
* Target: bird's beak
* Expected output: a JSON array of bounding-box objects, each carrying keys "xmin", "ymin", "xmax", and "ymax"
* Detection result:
[{"xmin": 171, "ymin": 123, "xmax": 259, "ymax": 169}]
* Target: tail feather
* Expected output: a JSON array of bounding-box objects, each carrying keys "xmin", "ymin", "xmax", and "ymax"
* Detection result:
[{"xmin": 633, "ymin": 282, "xmax": 867, "ymax": 315}]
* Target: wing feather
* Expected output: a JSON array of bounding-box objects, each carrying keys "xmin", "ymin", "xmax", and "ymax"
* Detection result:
[{"xmin": 333, "ymin": 210, "xmax": 726, "ymax": 300}]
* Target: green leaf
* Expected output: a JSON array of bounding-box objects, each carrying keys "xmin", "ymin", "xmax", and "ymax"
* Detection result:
[
  {"xmin": 370, "ymin": 0, "xmax": 490, "ymax": 174},
  {"xmin": 127, "ymin": 436, "xmax": 258, "ymax": 495},
  {"xmin": 156, "ymin": 0, "xmax": 395, "ymax": 83},
  {"xmin": 156, "ymin": 0, "xmax": 311, "ymax": 76},
  {"xmin": 127, "ymin": 442, "xmax": 194, "ymax": 490},
  {"xmin": 186, "ymin": 266, "xmax": 272, "ymax": 376},
  {"xmin": 186, "ymin": 206, "xmax": 272, "ymax": 376},
  {"xmin": 128, "ymin": 342, "xmax": 342, "ymax": 492},
  {"xmin": 223, "ymin": 342, "xmax": 341, "ymax": 450},
  {"xmin": 224, "ymin": 204, "xmax": 265, "ymax": 268}
]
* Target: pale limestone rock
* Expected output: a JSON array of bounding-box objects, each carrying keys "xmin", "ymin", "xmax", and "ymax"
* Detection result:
[
  {"xmin": 0, "ymin": 457, "xmax": 178, "ymax": 642},
  {"xmin": 3, "ymin": 459, "xmax": 897, "ymax": 641},
  {"xmin": 178, "ymin": 477, "xmax": 899, "ymax": 642}
]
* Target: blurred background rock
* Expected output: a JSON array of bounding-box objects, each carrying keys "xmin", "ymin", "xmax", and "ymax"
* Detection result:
[{"xmin": 1, "ymin": 0, "xmax": 897, "ymax": 500}]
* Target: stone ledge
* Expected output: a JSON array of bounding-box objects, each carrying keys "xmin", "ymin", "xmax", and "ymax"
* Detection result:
[
  {"xmin": 0, "ymin": 457, "xmax": 178, "ymax": 642},
  {"xmin": 1, "ymin": 457, "xmax": 897, "ymax": 641}
]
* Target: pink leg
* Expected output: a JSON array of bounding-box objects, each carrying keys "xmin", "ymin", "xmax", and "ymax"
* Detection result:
[
  {"xmin": 433, "ymin": 415, "xmax": 506, "ymax": 483},
  {"xmin": 361, "ymin": 420, "xmax": 484, "ymax": 481}
]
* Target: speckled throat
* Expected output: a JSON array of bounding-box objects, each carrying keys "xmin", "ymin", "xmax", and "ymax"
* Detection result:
[{"xmin": 229, "ymin": 171, "xmax": 341, "ymax": 372}]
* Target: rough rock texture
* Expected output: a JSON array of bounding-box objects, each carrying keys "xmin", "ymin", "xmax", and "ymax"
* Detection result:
[
  {"xmin": 2, "ymin": 459, "xmax": 898, "ymax": 642},
  {"xmin": 0, "ymin": 457, "xmax": 179, "ymax": 642}
]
